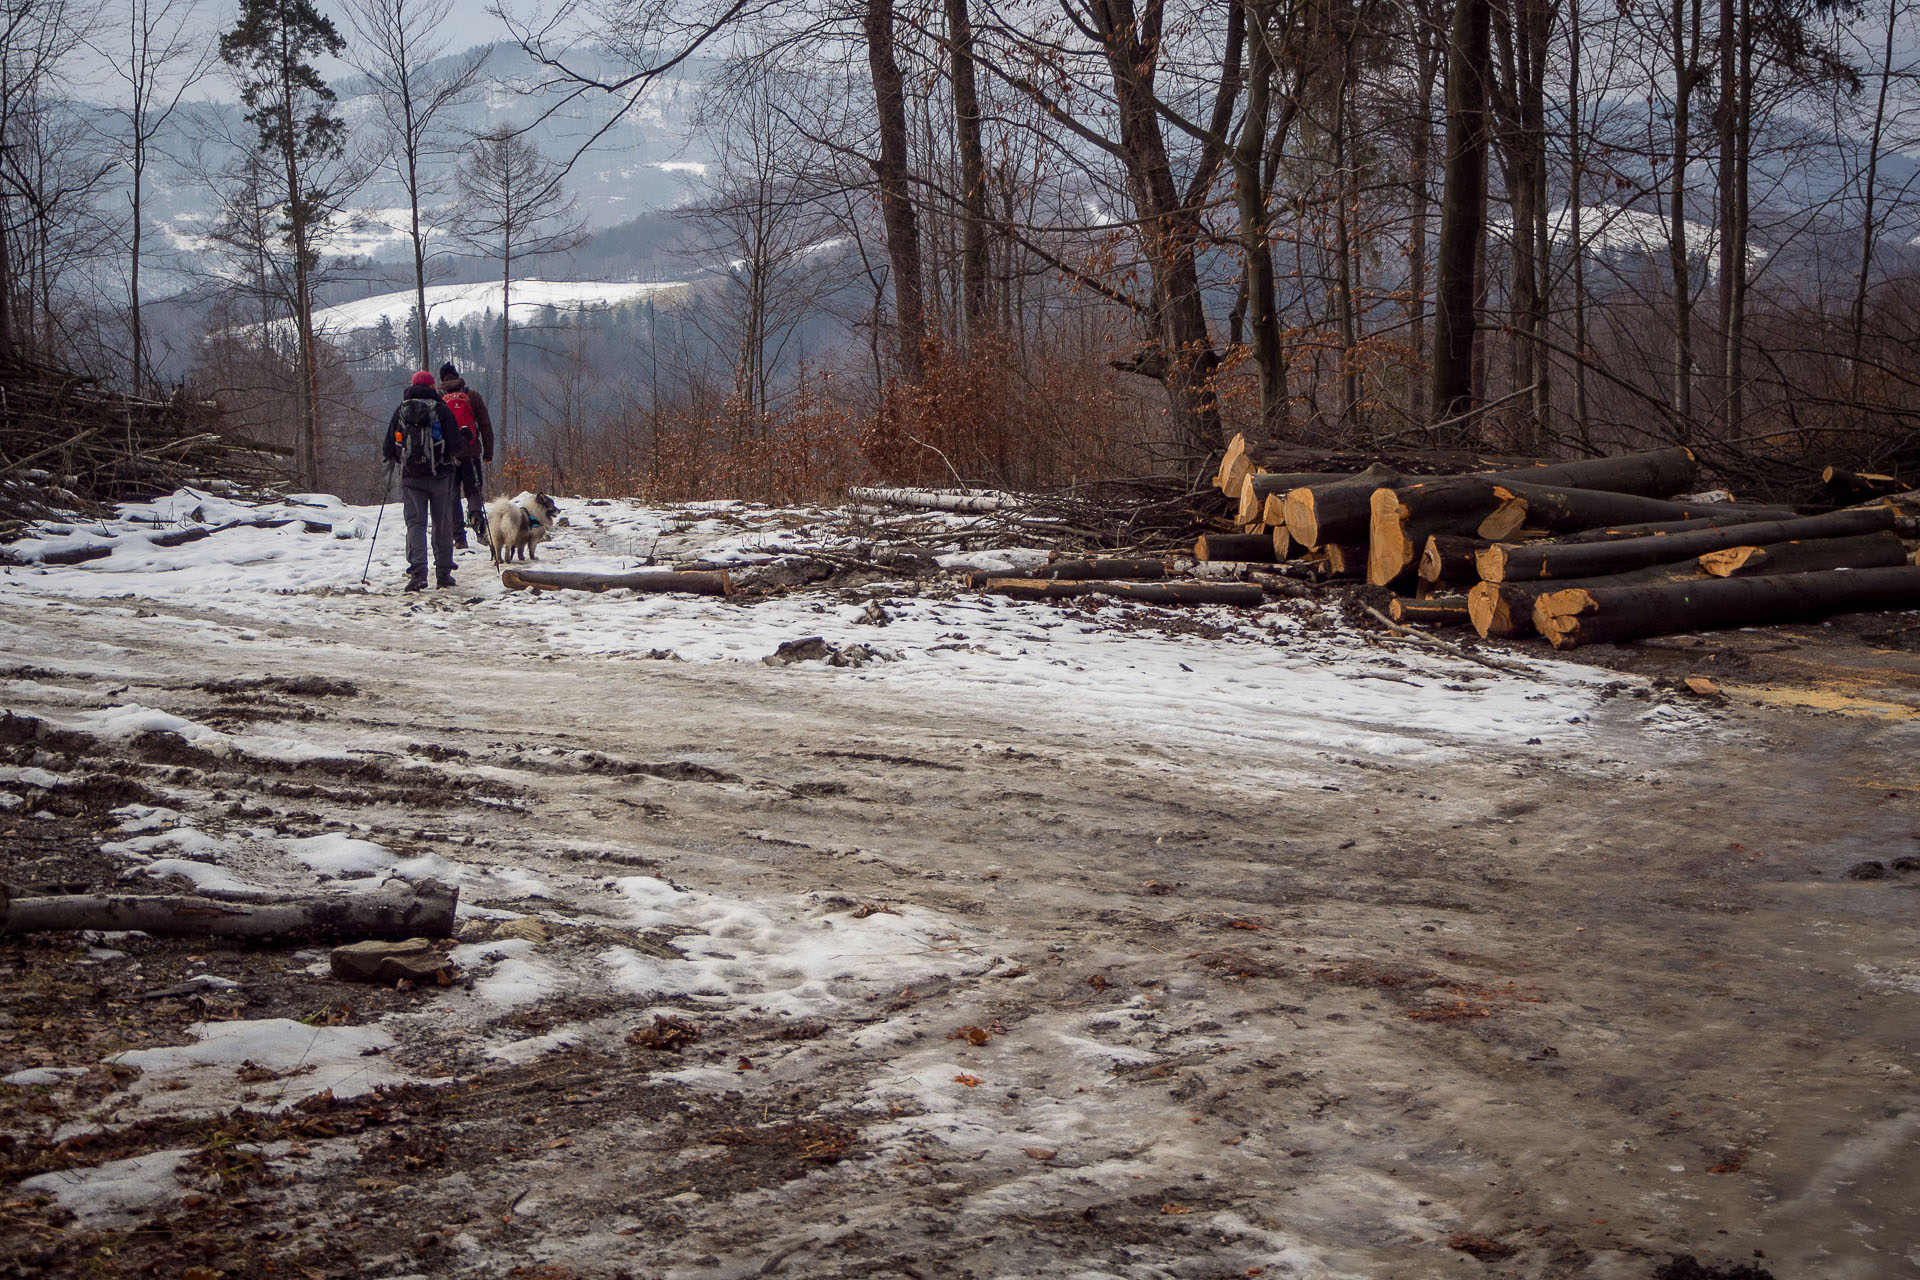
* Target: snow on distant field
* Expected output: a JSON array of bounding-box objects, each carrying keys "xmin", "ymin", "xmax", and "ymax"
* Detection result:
[
  {"xmin": 1489, "ymin": 205, "xmax": 1770, "ymax": 273},
  {"xmin": 311, "ymin": 278, "xmax": 690, "ymax": 334}
]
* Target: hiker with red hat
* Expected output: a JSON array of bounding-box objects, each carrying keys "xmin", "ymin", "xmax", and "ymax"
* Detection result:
[
  {"xmin": 381, "ymin": 371, "xmax": 462, "ymax": 592},
  {"xmin": 437, "ymin": 361, "xmax": 493, "ymax": 541}
]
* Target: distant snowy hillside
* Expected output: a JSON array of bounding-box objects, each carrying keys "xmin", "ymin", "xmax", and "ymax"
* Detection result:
[{"xmin": 312, "ymin": 278, "xmax": 691, "ymax": 334}]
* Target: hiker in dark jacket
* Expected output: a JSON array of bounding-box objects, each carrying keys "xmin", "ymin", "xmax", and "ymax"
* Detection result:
[
  {"xmin": 437, "ymin": 362, "xmax": 494, "ymax": 538},
  {"xmin": 382, "ymin": 371, "xmax": 462, "ymax": 591}
]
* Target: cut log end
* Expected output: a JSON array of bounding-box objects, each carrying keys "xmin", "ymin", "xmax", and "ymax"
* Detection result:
[{"xmin": 1532, "ymin": 589, "xmax": 1601, "ymax": 648}]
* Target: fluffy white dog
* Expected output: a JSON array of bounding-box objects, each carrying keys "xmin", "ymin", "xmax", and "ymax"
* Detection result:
[{"xmin": 486, "ymin": 492, "xmax": 559, "ymax": 566}]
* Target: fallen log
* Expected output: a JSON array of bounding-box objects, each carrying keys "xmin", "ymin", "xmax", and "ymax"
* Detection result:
[
  {"xmin": 1467, "ymin": 564, "xmax": 1706, "ymax": 639},
  {"xmin": 1235, "ymin": 470, "xmax": 1352, "ymax": 526},
  {"xmin": 1477, "ymin": 506, "xmax": 1900, "ymax": 583},
  {"xmin": 1820, "ymin": 466, "xmax": 1910, "ymax": 503},
  {"xmin": 1419, "ymin": 534, "xmax": 1493, "ymax": 590},
  {"xmin": 1532, "ymin": 565, "xmax": 1920, "ymax": 649},
  {"xmin": 34, "ymin": 543, "xmax": 114, "ymax": 565},
  {"xmin": 1492, "ymin": 481, "xmax": 1794, "ymax": 535},
  {"xmin": 980, "ymin": 578, "xmax": 1265, "ymax": 606},
  {"xmin": 499, "ymin": 567, "xmax": 733, "ymax": 595},
  {"xmin": 1287, "ymin": 446, "xmax": 1700, "ymax": 550},
  {"xmin": 968, "ymin": 559, "xmax": 1166, "ymax": 587},
  {"xmin": 1697, "ymin": 531, "xmax": 1910, "ymax": 578},
  {"xmin": 0, "ymin": 878, "xmax": 457, "ymax": 941},
  {"xmin": 1389, "ymin": 596, "xmax": 1472, "ymax": 626},
  {"xmin": 1322, "ymin": 543, "xmax": 1367, "ymax": 578},
  {"xmin": 1195, "ymin": 533, "xmax": 1282, "ymax": 563},
  {"xmin": 1214, "ymin": 433, "xmax": 1251, "ymax": 493},
  {"xmin": 1559, "ymin": 509, "xmax": 1797, "ymax": 542},
  {"xmin": 848, "ymin": 487, "xmax": 1006, "ymax": 514}
]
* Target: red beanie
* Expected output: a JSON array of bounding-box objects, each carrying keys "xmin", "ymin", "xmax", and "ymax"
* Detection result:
[{"xmin": 410, "ymin": 370, "xmax": 434, "ymax": 387}]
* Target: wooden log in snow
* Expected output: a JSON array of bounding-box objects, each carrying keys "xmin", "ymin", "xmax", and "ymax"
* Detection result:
[
  {"xmin": 980, "ymin": 578, "xmax": 1265, "ymax": 606},
  {"xmin": 1697, "ymin": 531, "xmax": 1910, "ymax": 578},
  {"xmin": 499, "ymin": 567, "xmax": 733, "ymax": 595},
  {"xmin": 1195, "ymin": 533, "xmax": 1282, "ymax": 563},
  {"xmin": 1532, "ymin": 565, "xmax": 1920, "ymax": 649},
  {"xmin": 970, "ymin": 559, "xmax": 1166, "ymax": 587},
  {"xmin": 1477, "ymin": 506, "xmax": 1900, "ymax": 583},
  {"xmin": 849, "ymin": 487, "xmax": 1006, "ymax": 514},
  {"xmin": 1280, "ymin": 464, "xmax": 1405, "ymax": 549},
  {"xmin": 1389, "ymin": 596, "xmax": 1471, "ymax": 626},
  {"xmin": 0, "ymin": 878, "xmax": 458, "ymax": 941}
]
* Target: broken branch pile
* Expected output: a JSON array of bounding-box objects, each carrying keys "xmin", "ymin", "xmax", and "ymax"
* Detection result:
[
  {"xmin": 1208, "ymin": 432, "xmax": 1920, "ymax": 647},
  {"xmin": 0, "ymin": 353, "xmax": 289, "ymax": 527}
]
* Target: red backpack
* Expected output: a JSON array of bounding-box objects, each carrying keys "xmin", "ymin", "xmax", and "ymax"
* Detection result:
[{"xmin": 443, "ymin": 390, "xmax": 480, "ymax": 457}]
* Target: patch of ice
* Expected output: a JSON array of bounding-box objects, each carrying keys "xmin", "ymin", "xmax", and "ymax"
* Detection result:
[
  {"xmin": 107, "ymin": 1018, "xmax": 407, "ymax": 1115},
  {"xmin": 5, "ymin": 1065, "xmax": 89, "ymax": 1085},
  {"xmin": 20, "ymin": 1148, "xmax": 196, "ymax": 1226}
]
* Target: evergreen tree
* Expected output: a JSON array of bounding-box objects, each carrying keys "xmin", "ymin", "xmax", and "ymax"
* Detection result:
[{"xmin": 219, "ymin": 0, "xmax": 346, "ymax": 487}]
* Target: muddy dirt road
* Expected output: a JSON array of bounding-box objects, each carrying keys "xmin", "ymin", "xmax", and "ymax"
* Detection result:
[{"xmin": 2, "ymin": 529, "xmax": 1918, "ymax": 1280}]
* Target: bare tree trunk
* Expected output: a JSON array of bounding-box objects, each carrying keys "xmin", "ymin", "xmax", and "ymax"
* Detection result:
[
  {"xmin": 1668, "ymin": 0, "xmax": 1701, "ymax": 433},
  {"xmin": 1567, "ymin": 0, "xmax": 1591, "ymax": 447},
  {"xmin": 863, "ymin": 0, "xmax": 926, "ymax": 380},
  {"xmin": 1409, "ymin": 0, "xmax": 1444, "ymax": 426},
  {"xmin": 1431, "ymin": 0, "xmax": 1490, "ymax": 437},
  {"xmin": 1849, "ymin": 0, "xmax": 1899, "ymax": 416},
  {"xmin": 1234, "ymin": 0, "xmax": 1288, "ymax": 436},
  {"xmin": 945, "ymin": 0, "xmax": 991, "ymax": 345}
]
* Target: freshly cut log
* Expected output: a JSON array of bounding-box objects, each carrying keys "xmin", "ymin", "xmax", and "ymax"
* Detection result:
[
  {"xmin": 1820, "ymin": 466, "xmax": 1910, "ymax": 503},
  {"xmin": 1419, "ymin": 534, "xmax": 1492, "ymax": 589},
  {"xmin": 1478, "ymin": 506, "xmax": 1900, "ymax": 583},
  {"xmin": 1221, "ymin": 453, "xmax": 1258, "ymax": 508},
  {"xmin": 1532, "ymin": 565, "xmax": 1920, "ymax": 649},
  {"xmin": 1195, "ymin": 533, "xmax": 1281, "ymax": 563},
  {"xmin": 969, "ymin": 559, "xmax": 1166, "ymax": 587},
  {"xmin": 35, "ymin": 543, "xmax": 114, "ymax": 565},
  {"xmin": 1696, "ymin": 531, "xmax": 1910, "ymax": 578},
  {"xmin": 1281, "ymin": 464, "xmax": 1405, "ymax": 548},
  {"xmin": 1467, "ymin": 564, "xmax": 1705, "ymax": 639},
  {"xmin": 849, "ymin": 486, "xmax": 1005, "ymax": 513},
  {"xmin": 500, "ymin": 567, "xmax": 733, "ymax": 595},
  {"xmin": 1560, "ymin": 509, "xmax": 1795, "ymax": 542},
  {"xmin": 0, "ymin": 878, "xmax": 457, "ymax": 941},
  {"xmin": 980, "ymin": 578, "xmax": 1265, "ymax": 606},
  {"xmin": 1390, "ymin": 596, "xmax": 1471, "ymax": 626},
  {"xmin": 1215, "ymin": 433, "xmax": 1250, "ymax": 492},
  {"xmin": 1288, "ymin": 446, "xmax": 1701, "ymax": 550},
  {"xmin": 1235, "ymin": 470, "xmax": 1352, "ymax": 525},
  {"xmin": 1322, "ymin": 543, "xmax": 1367, "ymax": 578},
  {"xmin": 1491, "ymin": 481, "xmax": 1793, "ymax": 535}
]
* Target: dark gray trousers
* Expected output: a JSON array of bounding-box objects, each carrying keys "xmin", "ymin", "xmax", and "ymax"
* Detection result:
[
  {"xmin": 401, "ymin": 470, "xmax": 457, "ymax": 580},
  {"xmin": 458, "ymin": 459, "xmax": 486, "ymax": 528}
]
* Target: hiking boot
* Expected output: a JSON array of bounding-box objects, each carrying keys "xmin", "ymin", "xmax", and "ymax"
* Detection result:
[
  {"xmin": 436, "ymin": 571, "xmax": 457, "ymax": 589},
  {"xmin": 453, "ymin": 535, "xmax": 470, "ymax": 550},
  {"xmin": 403, "ymin": 575, "xmax": 428, "ymax": 593}
]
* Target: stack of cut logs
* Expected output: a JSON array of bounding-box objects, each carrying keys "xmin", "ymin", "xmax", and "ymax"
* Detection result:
[{"xmin": 1205, "ymin": 435, "xmax": 1920, "ymax": 648}]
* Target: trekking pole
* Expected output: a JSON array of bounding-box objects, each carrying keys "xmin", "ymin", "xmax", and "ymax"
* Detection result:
[{"xmin": 361, "ymin": 464, "xmax": 395, "ymax": 584}]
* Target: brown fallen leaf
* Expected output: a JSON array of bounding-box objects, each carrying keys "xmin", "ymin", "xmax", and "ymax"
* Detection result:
[
  {"xmin": 1160, "ymin": 1203, "xmax": 1194, "ymax": 1215},
  {"xmin": 1226, "ymin": 919, "xmax": 1262, "ymax": 931},
  {"xmin": 1684, "ymin": 675, "xmax": 1720, "ymax": 696},
  {"xmin": 952, "ymin": 1074, "xmax": 984, "ymax": 1087},
  {"xmin": 542, "ymin": 1138, "xmax": 573, "ymax": 1149},
  {"xmin": 947, "ymin": 1025, "xmax": 992, "ymax": 1046},
  {"xmin": 1022, "ymin": 1147, "xmax": 1056, "ymax": 1160},
  {"xmin": 183, "ymin": 1269, "xmax": 221, "ymax": 1280},
  {"xmin": 1086, "ymin": 973, "xmax": 1111, "ymax": 992}
]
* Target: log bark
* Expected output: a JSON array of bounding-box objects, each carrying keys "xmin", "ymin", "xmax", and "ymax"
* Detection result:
[
  {"xmin": 1322, "ymin": 543, "xmax": 1367, "ymax": 578},
  {"xmin": 1533, "ymin": 565, "xmax": 1920, "ymax": 649},
  {"xmin": 980, "ymin": 578, "xmax": 1265, "ymax": 606},
  {"xmin": 1820, "ymin": 467, "xmax": 1910, "ymax": 503},
  {"xmin": 1696, "ymin": 531, "xmax": 1910, "ymax": 578},
  {"xmin": 849, "ymin": 487, "xmax": 1004, "ymax": 513},
  {"xmin": 1390, "ymin": 595, "xmax": 1472, "ymax": 626},
  {"xmin": 970, "ymin": 559, "xmax": 1166, "ymax": 586},
  {"xmin": 1559, "ymin": 509, "xmax": 1796, "ymax": 542},
  {"xmin": 1478, "ymin": 506, "xmax": 1900, "ymax": 583},
  {"xmin": 1195, "ymin": 534, "xmax": 1281, "ymax": 563},
  {"xmin": 0, "ymin": 879, "xmax": 457, "ymax": 941},
  {"xmin": 500, "ymin": 568, "xmax": 733, "ymax": 595}
]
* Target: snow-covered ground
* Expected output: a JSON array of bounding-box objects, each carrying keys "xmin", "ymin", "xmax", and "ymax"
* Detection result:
[{"xmin": 9, "ymin": 488, "xmax": 1911, "ymax": 1279}]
